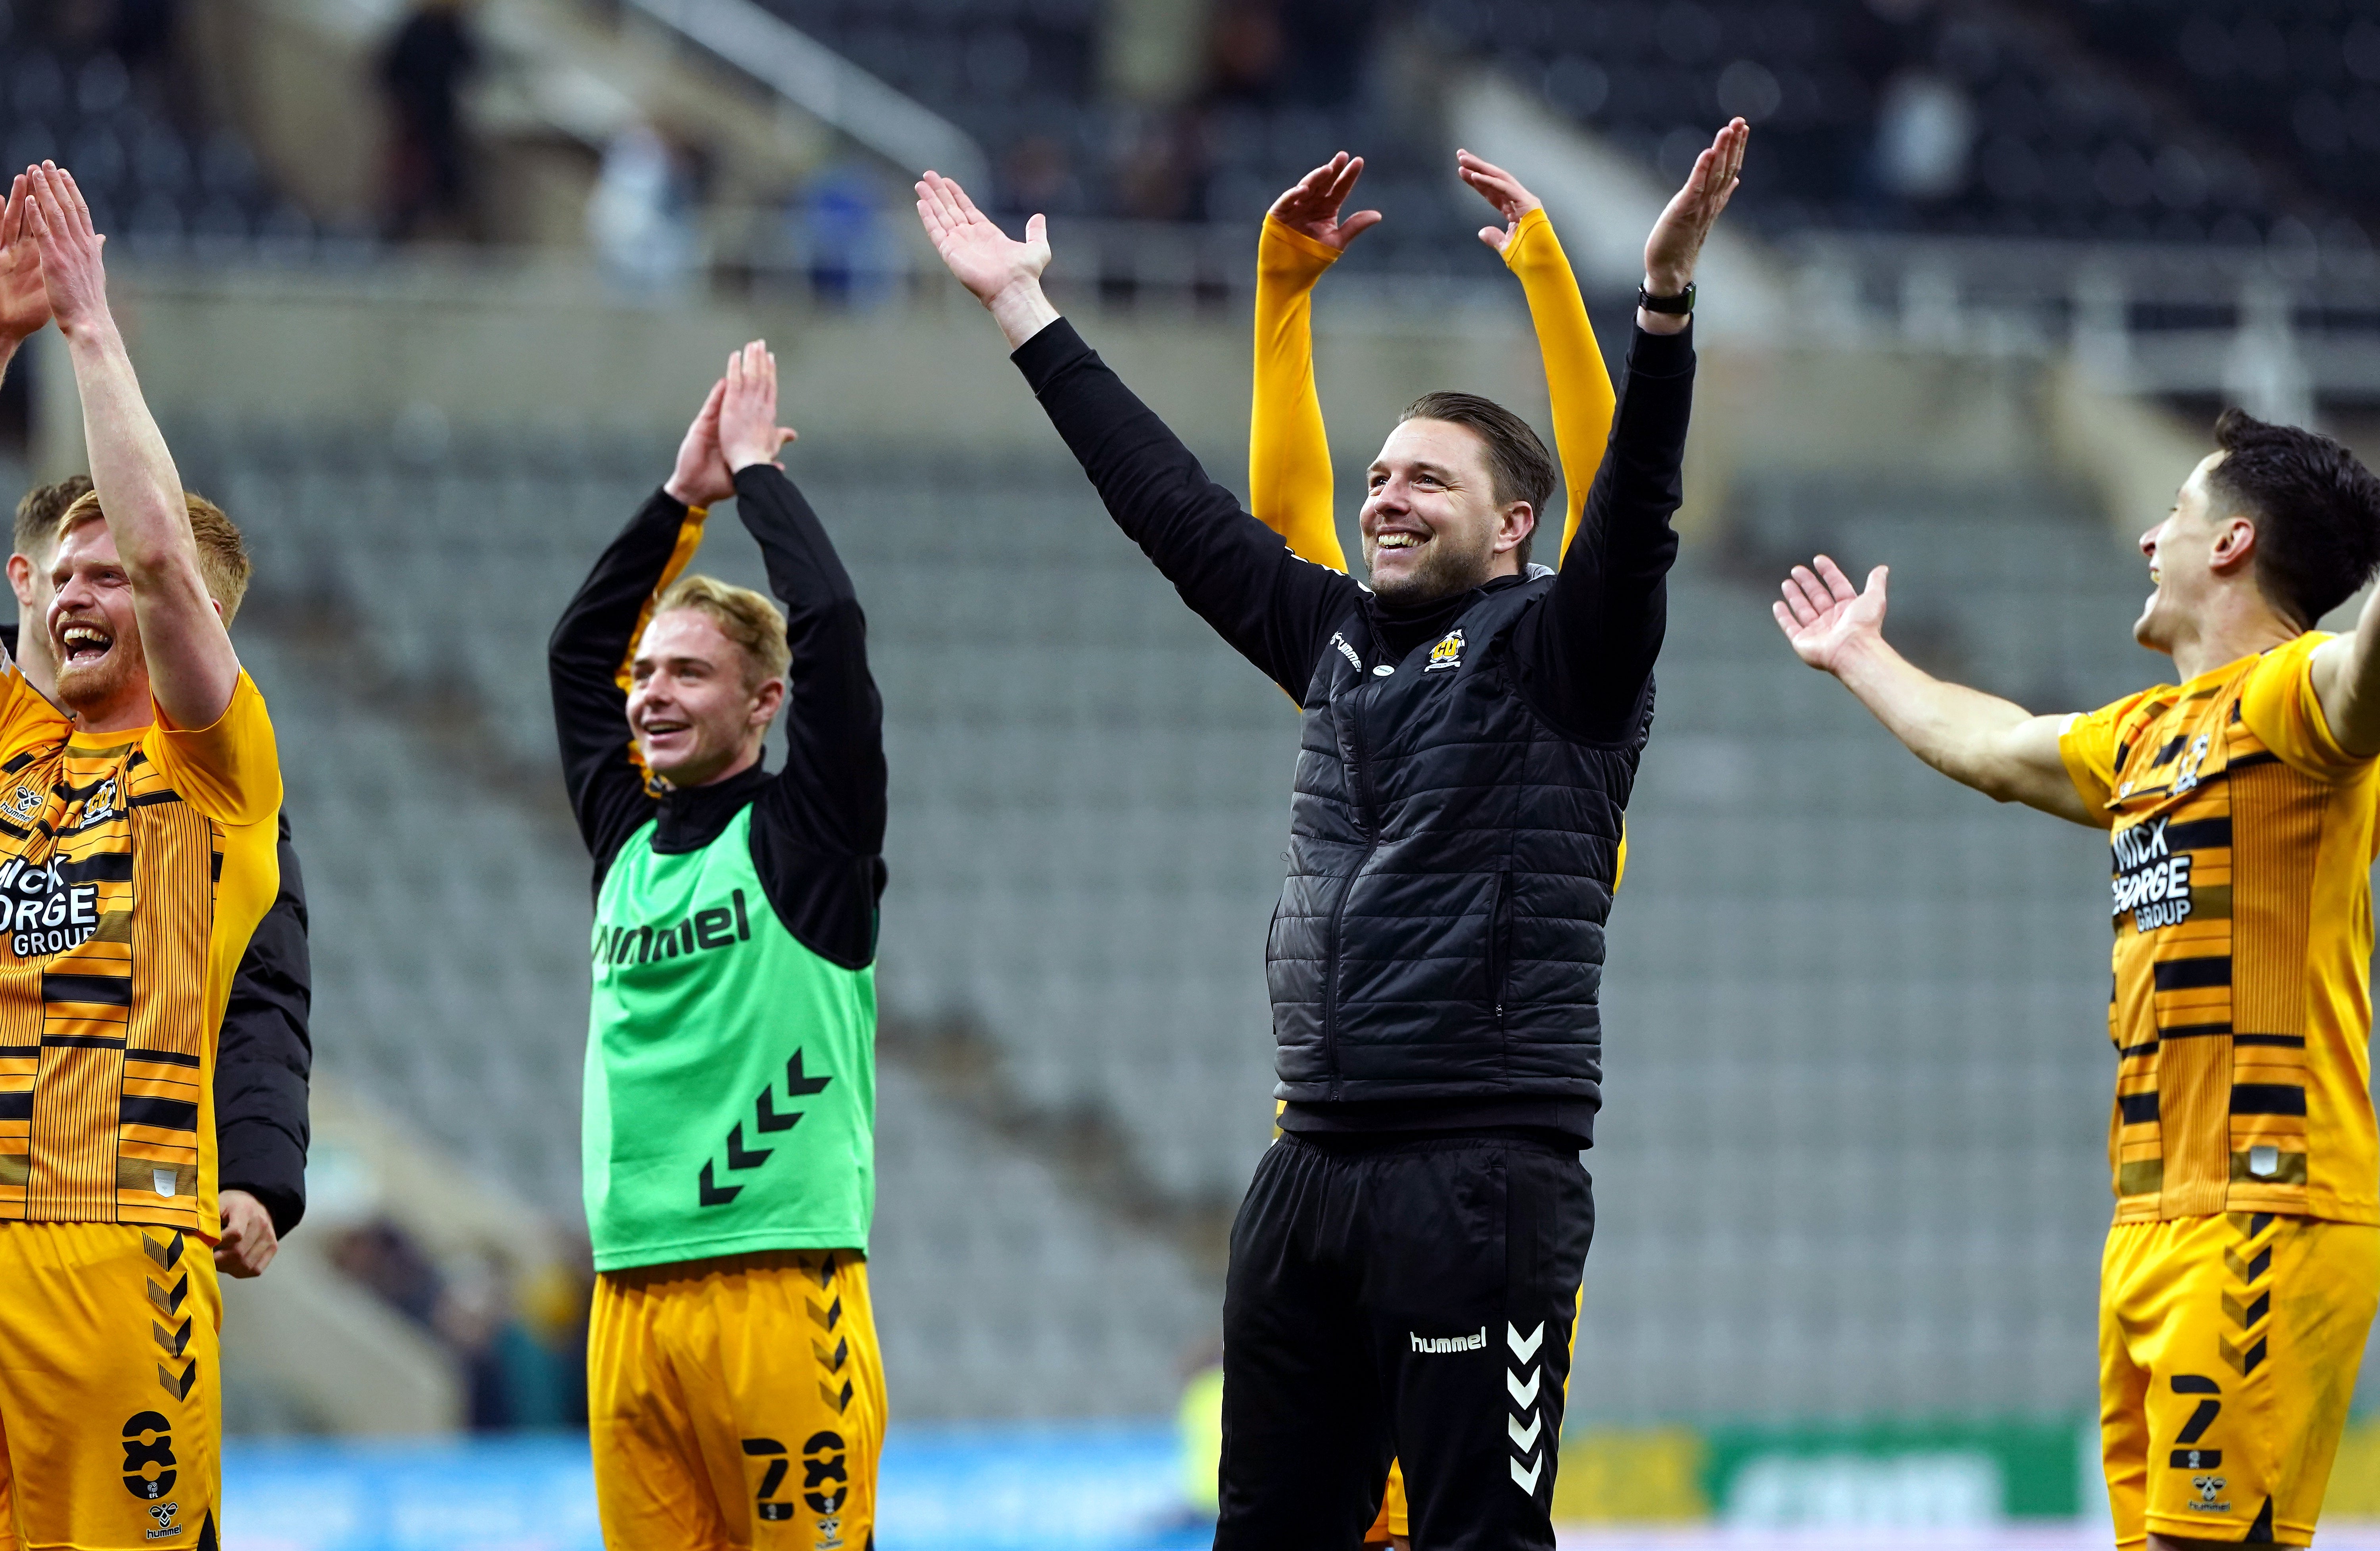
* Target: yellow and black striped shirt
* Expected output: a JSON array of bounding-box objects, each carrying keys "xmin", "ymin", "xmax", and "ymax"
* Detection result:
[
  {"xmin": 0, "ymin": 669, "xmax": 279, "ymax": 1240},
  {"xmin": 2061, "ymin": 633, "xmax": 2379, "ymax": 1225}
]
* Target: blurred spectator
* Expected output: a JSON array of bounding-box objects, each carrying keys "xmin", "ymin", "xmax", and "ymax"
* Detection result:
[
  {"xmin": 379, "ymin": 0, "xmax": 479, "ymax": 242},
  {"xmin": 789, "ymin": 163, "xmax": 894, "ymax": 307},
  {"xmin": 1873, "ymin": 70, "xmax": 1975, "ymax": 202},
  {"xmin": 1205, "ymin": 1, "xmax": 1288, "ymax": 106},
  {"xmin": 327, "ymin": 1216, "xmax": 444, "ymax": 1326},
  {"xmin": 327, "ymin": 1215, "xmax": 592, "ymax": 1432},
  {"xmin": 1176, "ymin": 1354, "xmax": 1223, "ymax": 1518},
  {"xmin": 587, "ymin": 122, "xmax": 700, "ymax": 299}
]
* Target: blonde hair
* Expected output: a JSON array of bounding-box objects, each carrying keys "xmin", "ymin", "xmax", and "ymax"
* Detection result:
[
  {"xmin": 58, "ymin": 490, "xmax": 253, "ymax": 626},
  {"xmin": 651, "ymin": 573, "xmax": 790, "ymax": 688}
]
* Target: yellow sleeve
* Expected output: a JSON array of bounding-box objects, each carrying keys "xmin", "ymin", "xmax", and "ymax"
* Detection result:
[
  {"xmin": 1501, "ymin": 208, "xmax": 1616, "ymax": 561},
  {"xmin": 617, "ymin": 505, "xmax": 710, "ymax": 702},
  {"xmin": 2057, "ymin": 697, "xmax": 2131, "ymax": 817},
  {"xmin": 2239, "ymin": 632, "xmax": 2368, "ymax": 782},
  {"xmin": 0, "ymin": 663, "xmax": 66, "ymax": 763},
  {"xmin": 1251, "ymin": 218, "xmax": 1347, "ymax": 572},
  {"xmin": 146, "ymin": 670, "xmax": 280, "ymax": 826},
  {"xmin": 615, "ymin": 504, "xmax": 709, "ymax": 790}
]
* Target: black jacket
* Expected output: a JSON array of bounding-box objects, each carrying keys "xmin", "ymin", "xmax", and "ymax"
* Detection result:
[
  {"xmin": 1272, "ymin": 575, "xmax": 1638, "ymax": 1108},
  {"xmin": 1013, "ymin": 318, "xmax": 1693, "ymax": 1144},
  {"xmin": 0, "ymin": 625, "xmax": 313, "ymax": 1232},
  {"xmin": 547, "ymin": 465, "xmax": 887, "ymax": 967}
]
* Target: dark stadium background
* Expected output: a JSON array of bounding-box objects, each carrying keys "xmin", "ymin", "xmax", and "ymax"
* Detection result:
[{"xmin": 7, "ymin": 0, "xmax": 2380, "ymax": 1544}]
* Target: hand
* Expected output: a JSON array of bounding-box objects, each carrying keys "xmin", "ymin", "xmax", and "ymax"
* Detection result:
[
  {"xmin": 1455, "ymin": 150, "xmax": 1541, "ymax": 255},
  {"xmin": 1267, "ymin": 153, "xmax": 1381, "ymax": 252},
  {"xmin": 1641, "ymin": 119, "xmax": 1747, "ymax": 298},
  {"xmin": 1772, "ymin": 555, "xmax": 1889, "ymax": 675},
  {"xmin": 664, "ymin": 376, "xmax": 735, "ymax": 506},
  {"xmin": 718, "ymin": 340, "xmax": 797, "ymax": 473},
  {"xmin": 21, "ymin": 163, "xmax": 108, "ymax": 340},
  {"xmin": 215, "ymin": 1188, "xmax": 280, "ymax": 1278},
  {"xmin": 915, "ymin": 170, "xmax": 1059, "ymax": 348},
  {"xmin": 0, "ymin": 174, "xmax": 52, "ymax": 346}
]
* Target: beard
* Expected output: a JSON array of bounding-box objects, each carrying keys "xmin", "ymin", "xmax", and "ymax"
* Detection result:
[
  {"xmin": 1366, "ymin": 529, "xmax": 1497, "ymax": 606},
  {"xmin": 54, "ymin": 642, "xmax": 140, "ymax": 717}
]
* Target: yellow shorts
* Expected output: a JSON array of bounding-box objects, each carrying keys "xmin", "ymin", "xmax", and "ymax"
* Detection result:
[
  {"xmin": 590, "ymin": 1249, "xmax": 885, "ymax": 1551},
  {"xmin": 2101, "ymin": 1212, "xmax": 2380, "ymax": 1548},
  {"xmin": 1365, "ymin": 1284, "xmax": 1585, "ymax": 1544},
  {"xmin": 1365, "ymin": 1464, "xmax": 1408, "ymax": 1545},
  {"xmin": 0, "ymin": 1222, "xmax": 220, "ymax": 1551}
]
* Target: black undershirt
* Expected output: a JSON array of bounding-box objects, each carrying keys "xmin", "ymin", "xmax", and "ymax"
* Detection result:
[{"xmin": 548, "ymin": 465, "xmax": 888, "ymax": 971}]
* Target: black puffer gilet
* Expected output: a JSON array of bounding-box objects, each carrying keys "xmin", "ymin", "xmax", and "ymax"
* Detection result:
[{"xmin": 1266, "ymin": 577, "xmax": 1640, "ymax": 1112}]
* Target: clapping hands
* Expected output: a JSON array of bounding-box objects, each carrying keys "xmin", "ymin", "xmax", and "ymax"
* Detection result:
[{"xmin": 665, "ymin": 341, "xmax": 800, "ymax": 508}]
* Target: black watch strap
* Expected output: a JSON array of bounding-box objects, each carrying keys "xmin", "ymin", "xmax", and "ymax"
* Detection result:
[{"xmin": 1636, "ymin": 281, "xmax": 1696, "ymax": 315}]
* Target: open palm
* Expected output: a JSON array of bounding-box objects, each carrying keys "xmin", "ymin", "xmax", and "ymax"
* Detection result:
[
  {"xmin": 915, "ymin": 170, "xmax": 1048, "ymax": 307},
  {"xmin": 1644, "ymin": 118, "xmax": 1748, "ymax": 290},
  {"xmin": 1772, "ymin": 555, "xmax": 1889, "ymax": 672},
  {"xmin": 1268, "ymin": 154, "xmax": 1380, "ymax": 252},
  {"xmin": 1455, "ymin": 149, "xmax": 1541, "ymax": 255},
  {"xmin": 0, "ymin": 175, "xmax": 51, "ymax": 344}
]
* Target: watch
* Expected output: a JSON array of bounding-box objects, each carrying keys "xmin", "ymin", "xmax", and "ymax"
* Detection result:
[{"xmin": 1636, "ymin": 281, "xmax": 1695, "ymax": 314}]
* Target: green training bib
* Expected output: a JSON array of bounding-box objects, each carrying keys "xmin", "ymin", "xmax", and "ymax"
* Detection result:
[{"xmin": 582, "ymin": 807, "xmax": 876, "ymax": 1271}]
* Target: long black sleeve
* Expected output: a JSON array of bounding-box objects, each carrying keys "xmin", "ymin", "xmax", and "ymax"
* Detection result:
[
  {"xmin": 1013, "ymin": 319, "xmax": 1364, "ymax": 701},
  {"xmin": 1512, "ymin": 323, "xmax": 1695, "ymax": 742},
  {"xmin": 549, "ymin": 489, "xmax": 686, "ymax": 882},
  {"xmin": 738, "ymin": 465, "xmax": 889, "ymax": 970},
  {"xmin": 215, "ymin": 810, "xmax": 312, "ymax": 1236}
]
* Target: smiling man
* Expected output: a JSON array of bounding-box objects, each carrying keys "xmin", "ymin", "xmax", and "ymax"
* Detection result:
[
  {"xmin": 7, "ymin": 477, "xmax": 310, "ymax": 1288},
  {"xmin": 915, "ymin": 121, "xmax": 1743, "ymax": 1549},
  {"xmin": 549, "ymin": 342, "xmax": 888, "ymax": 1551},
  {"xmin": 0, "ymin": 163, "xmax": 282, "ymax": 1551},
  {"xmin": 1774, "ymin": 410, "xmax": 2380, "ymax": 1551}
]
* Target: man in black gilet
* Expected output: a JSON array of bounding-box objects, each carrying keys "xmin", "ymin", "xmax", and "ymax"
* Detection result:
[{"xmin": 917, "ymin": 120, "xmax": 1746, "ymax": 1550}]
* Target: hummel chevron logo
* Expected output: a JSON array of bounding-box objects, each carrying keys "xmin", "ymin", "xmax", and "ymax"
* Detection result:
[
  {"xmin": 155, "ymin": 1359, "xmax": 196, "ymax": 1401},
  {"xmin": 785, "ymin": 1051, "xmax": 831, "ymax": 1096},
  {"xmin": 1508, "ymin": 1410, "xmax": 1541, "ymax": 1451},
  {"xmin": 1510, "ymin": 1449, "xmax": 1543, "ymax": 1493},
  {"xmin": 698, "ymin": 1161, "xmax": 742, "ymax": 1207},
  {"xmin": 1507, "ymin": 1322, "xmax": 1544, "ymax": 1361},
  {"xmin": 1506, "ymin": 1366, "xmax": 1540, "ymax": 1407},
  {"xmin": 755, "ymin": 1087, "xmax": 802, "ymax": 1133},
  {"xmin": 699, "ymin": 1051, "xmax": 833, "ymax": 1206},
  {"xmin": 146, "ymin": 1274, "xmax": 188, "ymax": 1318},
  {"xmin": 724, "ymin": 1123, "xmax": 772, "ymax": 1172}
]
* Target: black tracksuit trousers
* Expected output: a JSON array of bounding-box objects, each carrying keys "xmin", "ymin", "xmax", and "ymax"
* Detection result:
[{"xmin": 1215, "ymin": 1133, "xmax": 1595, "ymax": 1551}]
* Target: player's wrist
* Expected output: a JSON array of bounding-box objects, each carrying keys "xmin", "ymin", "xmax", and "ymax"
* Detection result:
[
  {"xmin": 55, "ymin": 306, "xmax": 119, "ymax": 350},
  {"xmin": 986, "ymin": 276, "xmax": 1059, "ymax": 349}
]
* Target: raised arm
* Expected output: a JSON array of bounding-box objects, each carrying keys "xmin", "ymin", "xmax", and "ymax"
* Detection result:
[
  {"xmin": 27, "ymin": 163, "xmax": 234, "ymax": 728},
  {"xmin": 714, "ymin": 343, "xmax": 887, "ymax": 860},
  {"xmin": 916, "ymin": 171, "xmax": 1363, "ymax": 697},
  {"xmin": 1518, "ymin": 123, "xmax": 1743, "ymax": 742},
  {"xmin": 2309, "ymin": 589, "xmax": 2380, "ymax": 758},
  {"xmin": 1775, "ymin": 555, "xmax": 2093, "ymax": 824},
  {"xmin": 1250, "ymin": 155, "xmax": 1380, "ymax": 571},
  {"xmin": 1459, "ymin": 152, "xmax": 1615, "ymax": 559},
  {"xmin": 549, "ymin": 379, "xmax": 724, "ymax": 874},
  {"xmin": 0, "ymin": 174, "xmax": 49, "ymax": 408}
]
